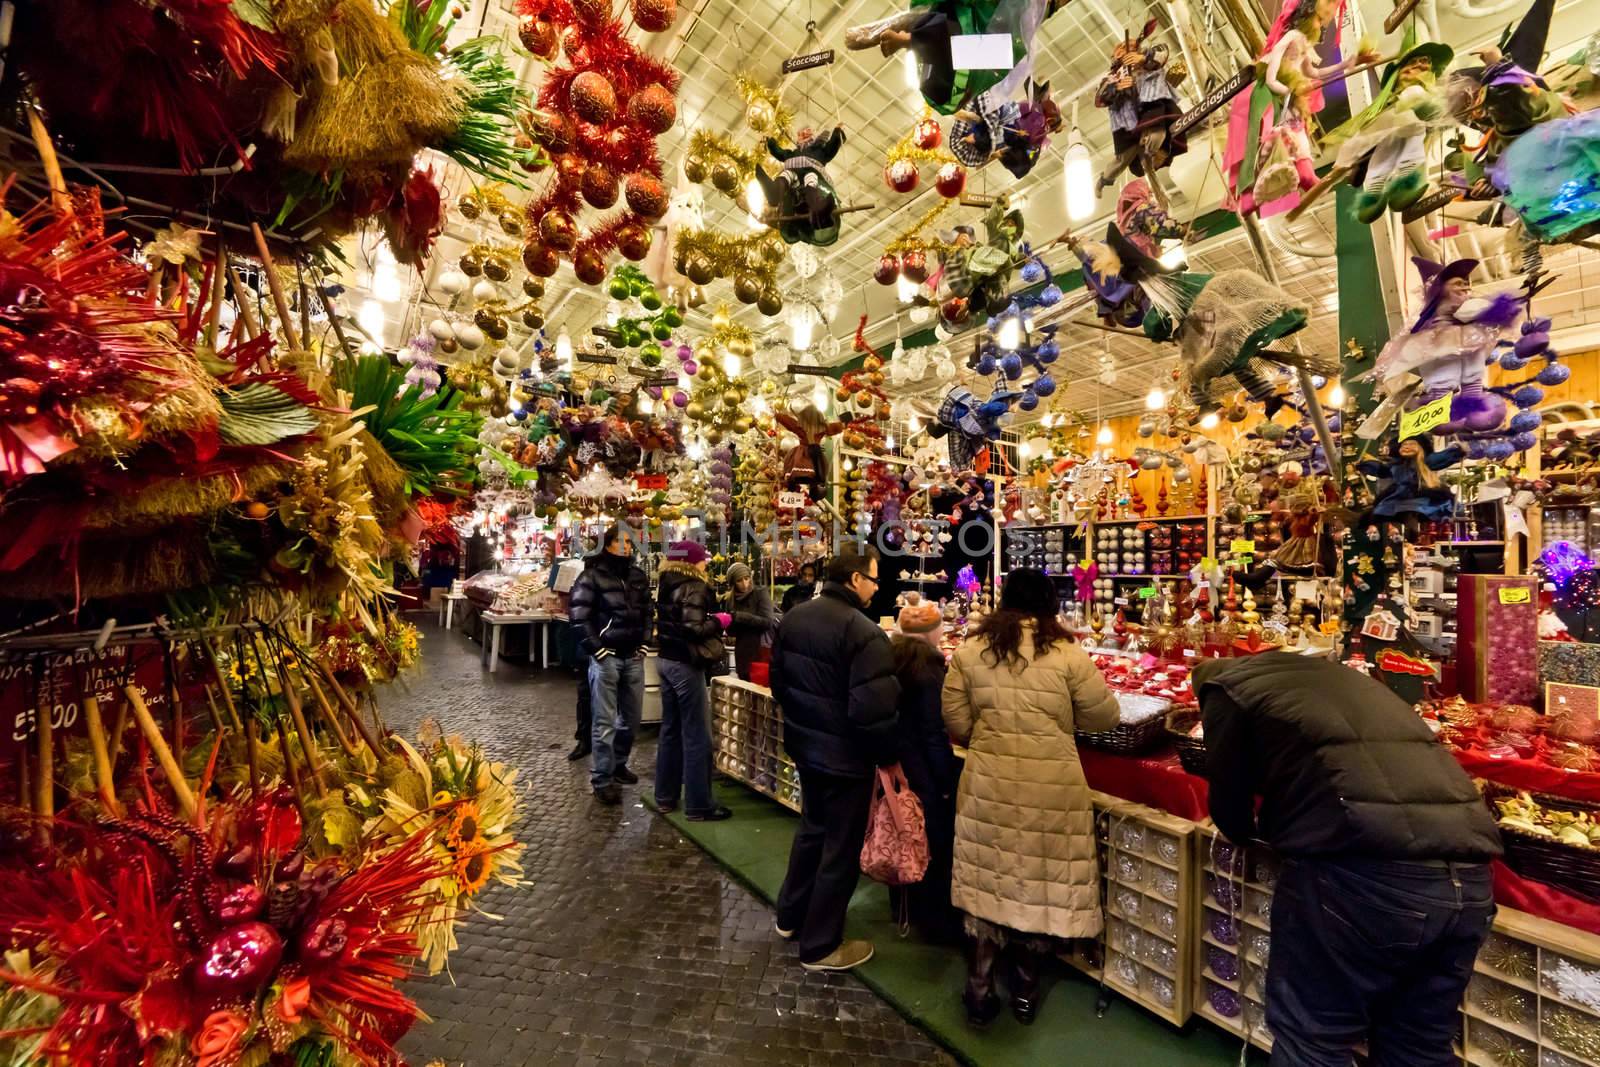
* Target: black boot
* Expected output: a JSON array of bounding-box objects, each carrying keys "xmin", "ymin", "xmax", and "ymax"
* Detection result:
[
  {"xmin": 962, "ymin": 936, "xmax": 1002, "ymax": 1027},
  {"xmin": 1009, "ymin": 942, "xmax": 1041, "ymax": 1024}
]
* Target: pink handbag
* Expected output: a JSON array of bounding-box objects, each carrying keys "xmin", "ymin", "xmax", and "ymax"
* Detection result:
[{"xmin": 859, "ymin": 765, "xmax": 930, "ymax": 886}]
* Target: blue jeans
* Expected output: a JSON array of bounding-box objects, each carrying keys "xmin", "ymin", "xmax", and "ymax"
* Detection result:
[
  {"xmin": 1267, "ymin": 857, "xmax": 1495, "ymax": 1067},
  {"xmin": 654, "ymin": 657, "xmax": 714, "ymax": 815},
  {"xmin": 588, "ymin": 653, "xmax": 643, "ymax": 789}
]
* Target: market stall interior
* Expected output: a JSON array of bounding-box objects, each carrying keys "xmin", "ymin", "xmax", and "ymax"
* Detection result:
[{"xmin": 5, "ymin": 0, "xmax": 1600, "ymax": 1061}]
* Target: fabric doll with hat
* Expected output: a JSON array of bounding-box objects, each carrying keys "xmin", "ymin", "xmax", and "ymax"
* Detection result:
[
  {"xmin": 756, "ymin": 126, "xmax": 847, "ymax": 246},
  {"xmin": 937, "ymin": 195, "xmax": 1024, "ymax": 324},
  {"xmin": 1445, "ymin": 0, "xmax": 1571, "ymax": 171},
  {"xmin": 773, "ymin": 403, "xmax": 843, "ymax": 494},
  {"xmin": 1094, "ymin": 21, "xmax": 1189, "ymax": 197},
  {"xmin": 1321, "ymin": 30, "xmax": 1455, "ymax": 223},
  {"xmin": 1366, "ymin": 256, "xmax": 1522, "ymax": 433},
  {"xmin": 1357, "ymin": 435, "xmax": 1465, "ymax": 521},
  {"xmin": 927, "ymin": 383, "xmax": 1020, "ymax": 470}
]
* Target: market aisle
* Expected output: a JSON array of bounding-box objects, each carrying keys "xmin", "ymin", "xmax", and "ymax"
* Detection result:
[{"xmin": 389, "ymin": 623, "xmax": 957, "ymax": 1067}]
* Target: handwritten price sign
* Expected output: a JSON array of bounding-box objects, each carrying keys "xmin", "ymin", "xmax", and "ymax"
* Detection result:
[{"xmin": 0, "ymin": 644, "xmax": 168, "ymax": 754}]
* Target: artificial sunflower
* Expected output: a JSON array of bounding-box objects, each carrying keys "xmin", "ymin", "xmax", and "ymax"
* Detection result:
[
  {"xmin": 453, "ymin": 841, "xmax": 495, "ymax": 895},
  {"xmin": 446, "ymin": 800, "xmax": 485, "ymax": 851}
]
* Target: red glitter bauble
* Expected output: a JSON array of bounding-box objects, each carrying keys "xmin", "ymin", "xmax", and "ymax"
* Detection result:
[
  {"xmin": 570, "ymin": 71, "xmax": 618, "ymax": 125},
  {"xmin": 571, "ymin": 0, "xmax": 610, "ymax": 26},
  {"xmin": 874, "ymin": 254, "xmax": 900, "ymax": 285},
  {"xmin": 912, "ymin": 117, "xmax": 942, "ymax": 150},
  {"xmin": 574, "ymin": 247, "xmax": 609, "ymax": 285},
  {"xmin": 556, "ymin": 152, "xmax": 587, "ymax": 189},
  {"xmin": 616, "ymin": 222, "xmax": 652, "ymax": 261},
  {"xmin": 884, "ymin": 160, "xmax": 919, "ymax": 193},
  {"xmin": 517, "ymin": 16, "xmax": 559, "ymax": 58},
  {"xmin": 934, "ymin": 162, "xmax": 966, "ymax": 198},
  {"xmin": 625, "ymin": 173, "xmax": 668, "ymax": 220},
  {"xmin": 901, "ymin": 249, "xmax": 928, "ymax": 283},
  {"xmin": 195, "ymin": 923, "xmax": 283, "ymax": 996},
  {"xmin": 631, "ymin": 0, "xmax": 677, "ymax": 31},
  {"xmin": 523, "ymin": 242, "xmax": 560, "ymax": 277},
  {"xmin": 581, "ymin": 164, "xmax": 619, "ymax": 208},
  {"xmin": 941, "ymin": 296, "xmax": 970, "ymax": 323},
  {"xmin": 539, "ymin": 208, "xmax": 579, "ymax": 251},
  {"xmin": 627, "ymin": 84, "xmax": 677, "ymax": 135}
]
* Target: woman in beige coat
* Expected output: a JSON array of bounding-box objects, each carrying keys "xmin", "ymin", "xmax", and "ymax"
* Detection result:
[{"xmin": 942, "ymin": 568, "xmax": 1120, "ymax": 1027}]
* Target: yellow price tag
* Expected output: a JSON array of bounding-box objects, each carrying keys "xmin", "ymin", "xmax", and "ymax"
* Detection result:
[
  {"xmin": 1199, "ymin": 557, "xmax": 1216, "ymax": 570},
  {"xmin": 1498, "ymin": 587, "xmax": 1531, "ymax": 605},
  {"xmin": 1230, "ymin": 539, "xmax": 1256, "ymax": 554},
  {"xmin": 1399, "ymin": 394, "xmax": 1451, "ymax": 440}
]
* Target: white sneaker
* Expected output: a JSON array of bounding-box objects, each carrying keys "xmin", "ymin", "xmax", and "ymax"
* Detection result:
[{"xmin": 774, "ymin": 919, "xmax": 796, "ymax": 940}]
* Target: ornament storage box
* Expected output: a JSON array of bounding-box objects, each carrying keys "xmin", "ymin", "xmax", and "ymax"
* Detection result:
[
  {"xmin": 1540, "ymin": 640, "xmax": 1600, "ymax": 689},
  {"xmin": 1457, "ymin": 575, "xmax": 1539, "ymax": 704}
]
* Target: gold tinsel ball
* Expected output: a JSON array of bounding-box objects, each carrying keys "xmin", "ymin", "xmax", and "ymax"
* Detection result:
[
  {"xmin": 483, "ymin": 256, "xmax": 512, "ymax": 282},
  {"xmin": 522, "ymin": 276, "xmax": 545, "ymax": 299},
  {"xmin": 745, "ymin": 99, "xmax": 775, "ymax": 132},
  {"xmin": 570, "ymin": 71, "xmax": 618, "ymax": 124},
  {"xmin": 684, "ymin": 253, "xmax": 715, "ymax": 286},
  {"xmin": 710, "ymin": 160, "xmax": 740, "ymax": 194},
  {"xmin": 683, "ymin": 155, "xmax": 709, "ymax": 183},
  {"xmin": 522, "ymin": 306, "xmax": 546, "ymax": 329},
  {"xmin": 733, "ymin": 273, "xmax": 761, "ymax": 304},
  {"xmin": 475, "ymin": 308, "xmax": 509, "ymax": 340},
  {"xmin": 459, "ymin": 252, "xmax": 484, "ymax": 276},
  {"xmin": 458, "ymin": 193, "xmax": 483, "ymax": 219},
  {"xmin": 498, "ymin": 210, "xmax": 523, "ymax": 237},
  {"xmin": 685, "ymin": 401, "xmax": 706, "ymax": 421},
  {"xmin": 627, "ymin": 84, "xmax": 677, "ymax": 135},
  {"xmin": 756, "ymin": 287, "xmax": 782, "ymax": 315}
]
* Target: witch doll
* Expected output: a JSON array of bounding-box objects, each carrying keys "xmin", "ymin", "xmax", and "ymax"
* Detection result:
[
  {"xmin": 756, "ymin": 126, "xmax": 847, "ymax": 246},
  {"xmin": 1094, "ymin": 23, "xmax": 1190, "ymax": 198}
]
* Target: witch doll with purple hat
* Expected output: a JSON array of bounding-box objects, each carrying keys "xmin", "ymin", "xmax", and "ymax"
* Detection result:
[{"xmin": 1367, "ymin": 256, "xmax": 1522, "ymax": 433}]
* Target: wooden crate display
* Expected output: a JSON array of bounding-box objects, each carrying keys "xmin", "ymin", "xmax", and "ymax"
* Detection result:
[
  {"xmin": 1193, "ymin": 825, "xmax": 1289, "ymax": 1056},
  {"xmin": 1082, "ymin": 791, "xmax": 1198, "ymax": 1027},
  {"xmin": 1462, "ymin": 908, "xmax": 1600, "ymax": 1067},
  {"xmin": 709, "ymin": 677, "xmax": 799, "ymax": 813}
]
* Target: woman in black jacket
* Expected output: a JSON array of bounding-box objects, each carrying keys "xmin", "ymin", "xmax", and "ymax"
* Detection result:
[
  {"xmin": 888, "ymin": 600, "xmax": 960, "ymax": 942},
  {"xmin": 654, "ymin": 541, "xmax": 732, "ymax": 821},
  {"xmin": 726, "ymin": 562, "xmax": 775, "ymax": 680},
  {"xmin": 780, "ymin": 562, "xmax": 819, "ymax": 613}
]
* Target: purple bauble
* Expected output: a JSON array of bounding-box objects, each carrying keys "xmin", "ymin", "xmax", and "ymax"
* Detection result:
[
  {"xmin": 1326, "ymin": 413, "xmax": 1342, "ymax": 433},
  {"xmin": 1466, "ymin": 439, "xmax": 1490, "ymax": 460},
  {"xmin": 195, "ymin": 922, "xmax": 283, "ymax": 996},
  {"xmin": 1498, "ymin": 353, "xmax": 1529, "ymax": 372},
  {"xmin": 1510, "ymin": 431, "xmax": 1538, "ymax": 452},
  {"xmin": 672, "ymin": 390, "xmax": 689, "ymax": 408},
  {"xmin": 1512, "ymin": 385, "xmax": 1545, "ymax": 409},
  {"xmin": 1514, "ymin": 332, "xmax": 1550, "ymax": 360},
  {"xmin": 647, "ymin": 386, "xmax": 663, "ymax": 400},
  {"xmin": 1039, "ymin": 284, "xmax": 1063, "ymax": 306},
  {"xmin": 1020, "ymin": 259, "xmax": 1045, "ymax": 284},
  {"xmin": 1209, "ymin": 984, "xmax": 1243, "ymax": 1018},
  {"xmin": 1524, "ymin": 316, "xmax": 1553, "ymax": 335},
  {"xmin": 1208, "ymin": 945, "xmax": 1240, "ymax": 982},
  {"xmin": 976, "ymin": 353, "xmax": 997, "ymax": 376},
  {"xmin": 1538, "ymin": 362, "xmax": 1571, "ymax": 386},
  {"xmin": 1484, "ymin": 440, "xmax": 1515, "ymax": 461},
  {"xmin": 1037, "ymin": 339, "xmax": 1060, "ymax": 363},
  {"xmin": 1209, "ymin": 910, "xmax": 1238, "ymax": 945},
  {"xmin": 1509, "ymin": 411, "xmax": 1541, "ymax": 433},
  {"xmin": 1018, "ymin": 392, "xmax": 1039, "ymax": 411},
  {"xmin": 682, "ymin": 359, "xmax": 698, "ymax": 376},
  {"xmin": 1001, "ymin": 353, "xmax": 1023, "ymax": 380},
  {"xmin": 1032, "ymin": 373, "xmax": 1056, "ymax": 397}
]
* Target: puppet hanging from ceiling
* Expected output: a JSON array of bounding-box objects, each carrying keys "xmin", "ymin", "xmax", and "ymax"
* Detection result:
[
  {"xmin": 757, "ymin": 126, "xmax": 848, "ymax": 246},
  {"xmin": 1094, "ymin": 21, "xmax": 1190, "ymax": 202},
  {"xmin": 1445, "ymin": 0, "xmax": 1600, "ymax": 246},
  {"xmin": 1223, "ymin": 0, "xmax": 1380, "ymax": 219}
]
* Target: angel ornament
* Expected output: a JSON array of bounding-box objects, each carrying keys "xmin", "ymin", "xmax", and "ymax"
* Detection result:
[{"xmin": 1094, "ymin": 23, "xmax": 1189, "ymax": 199}]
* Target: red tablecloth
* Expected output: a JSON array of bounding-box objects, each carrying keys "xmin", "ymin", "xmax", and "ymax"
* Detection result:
[
  {"xmin": 1453, "ymin": 746, "xmax": 1600, "ymax": 803},
  {"xmin": 1492, "ymin": 859, "xmax": 1600, "ymax": 935},
  {"xmin": 1079, "ymin": 746, "xmax": 1210, "ymax": 822}
]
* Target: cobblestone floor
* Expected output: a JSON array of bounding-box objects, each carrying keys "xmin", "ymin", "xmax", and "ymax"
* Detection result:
[{"xmin": 388, "ymin": 622, "xmax": 956, "ymax": 1067}]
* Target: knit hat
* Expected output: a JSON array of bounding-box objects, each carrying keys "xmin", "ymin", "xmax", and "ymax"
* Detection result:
[
  {"xmin": 897, "ymin": 597, "xmax": 944, "ymax": 648},
  {"xmin": 727, "ymin": 562, "xmax": 752, "ymax": 584},
  {"xmin": 666, "ymin": 539, "xmax": 708, "ymax": 564}
]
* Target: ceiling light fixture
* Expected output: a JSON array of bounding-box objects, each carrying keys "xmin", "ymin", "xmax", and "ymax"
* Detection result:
[
  {"xmin": 1146, "ymin": 386, "xmax": 1166, "ymax": 410},
  {"xmin": 1063, "ymin": 102, "xmax": 1094, "ymax": 222}
]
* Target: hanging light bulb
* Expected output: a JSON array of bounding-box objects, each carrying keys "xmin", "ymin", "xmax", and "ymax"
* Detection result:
[
  {"xmin": 1200, "ymin": 411, "xmax": 1220, "ymax": 430},
  {"xmin": 1097, "ymin": 422, "xmax": 1113, "ymax": 445},
  {"xmin": 903, "ymin": 50, "xmax": 919, "ymax": 91},
  {"xmin": 997, "ymin": 316, "xmax": 1022, "ymax": 351},
  {"xmin": 358, "ymin": 298, "xmax": 386, "ymax": 345},
  {"xmin": 1328, "ymin": 382, "xmax": 1346, "ymax": 406},
  {"xmin": 638, "ymin": 393, "xmax": 655, "ymax": 415},
  {"xmin": 897, "ymin": 275, "xmax": 918, "ymax": 304},
  {"xmin": 722, "ymin": 349, "xmax": 741, "ymax": 376},
  {"xmin": 556, "ymin": 329, "xmax": 574, "ymax": 369},
  {"xmin": 886, "ymin": 433, "xmax": 896, "ymax": 450},
  {"xmin": 813, "ymin": 381, "xmax": 829, "ymax": 411},
  {"xmin": 842, "ymin": 457, "xmax": 854, "ymax": 472},
  {"xmin": 686, "ymin": 438, "xmax": 706, "ymax": 461},
  {"xmin": 1018, "ymin": 440, "xmax": 1032, "ymax": 458},
  {"xmin": 907, "ymin": 412, "xmax": 920, "ymax": 434},
  {"xmin": 1063, "ymin": 102, "xmax": 1094, "ymax": 222},
  {"xmin": 1146, "ymin": 386, "xmax": 1166, "ymax": 410},
  {"xmin": 751, "ymin": 395, "xmax": 770, "ymax": 417},
  {"xmin": 745, "ymin": 177, "xmax": 766, "ymax": 228},
  {"xmin": 1158, "ymin": 239, "xmax": 1187, "ymax": 269}
]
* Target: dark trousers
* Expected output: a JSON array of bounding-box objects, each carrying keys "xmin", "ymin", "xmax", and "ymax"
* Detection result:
[
  {"xmin": 654, "ymin": 658, "xmax": 714, "ymax": 815},
  {"xmin": 1267, "ymin": 857, "xmax": 1495, "ymax": 1067},
  {"xmin": 776, "ymin": 767, "xmax": 874, "ymax": 964},
  {"xmin": 575, "ymin": 656, "xmax": 592, "ymax": 744}
]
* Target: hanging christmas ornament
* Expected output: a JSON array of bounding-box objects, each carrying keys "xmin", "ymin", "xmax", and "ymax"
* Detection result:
[
  {"xmin": 913, "ymin": 115, "xmax": 943, "ymax": 150},
  {"xmin": 581, "ymin": 165, "xmax": 619, "ymax": 208},
  {"xmin": 571, "ymin": 0, "xmax": 610, "ymax": 26},
  {"xmin": 625, "ymin": 174, "xmax": 669, "ymax": 219},
  {"xmin": 757, "ymin": 286, "xmax": 783, "ymax": 315},
  {"xmin": 683, "ymin": 155, "xmax": 709, "ymax": 183},
  {"xmin": 631, "ymin": 0, "xmax": 677, "ymax": 31},
  {"xmin": 472, "ymin": 279, "xmax": 499, "ymax": 303},
  {"xmin": 522, "ymin": 276, "xmax": 545, "ymax": 299},
  {"xmin": 456, "ymin": 323, "xmax": 487, "ymax": 350},
  {"xmin": 556, "ymin": 153, "xmax": 587, "ymax": 187},
  {"xmin": 518, "ymin": 16, "xmax": 560, "ymax": 58},
  {"xmin": 571, "ymin": 71, "xmax": 618, "ymax": 124},
  {"xmin": 437, "ymin": 269, "xmax": 469, "ymax": 295},
  {"xmin": 538, "ymin": 208, "xmax": 579, "ymax": 250},
  {"xmin": 734, "ymin": 273, "xmax": 762, "ymax": 303},
  {"xmin": 531, "ymin": 111, "xmax": 574, "ymax": 154},
  {"xmin": 791, "ymin": 244, "xmax": 819, "ymax": 279},
  {"xmin": 522, "ymin": 241, "xmax": 560, "ymax": 276},
  {"xmin": 574, "ymin": 247, "xmax": 608, "ymax": 284},
  {"xmin": 901, "ymin": 249, "xmax": 928, "ymax": 283},
  {"xmin": 934, "ymin": 162, "xmax": 966, "ymax": 198},
  {"xmin": 459, "ymin": 251, "xmax": 485, "ymax": 276},
  {"xmin": 522, "ymin": 306, "xmax": 546, "ymax": 329},
  {"xmin": 874, "ymin": 254, "xmax": 900, "ymax": 285},
  {"xmin": 483, "ymin": 256, "xmax": 512, "ymax": 282},
  {"xmin": 628, "ymin": 85, "xmax": 677, "ymax": 134},
  {"xmin": 475, "ymin": 308, "xmax": 510, "ymax": 340},
  {"xmin": 458, "ymin": 192, "xmax": 483, "ymax": 220},
  {"xmin": 710, "ymin": 159, "xmax": 741, "ymax": 195},
  {"xmin": 746, "ymin": 98, "xmax": 776, "ymax": 132},
  {"xmin": 616, "ymin": 222, "xmax": 652, "ymax": 260},
  {"xmin": 885, "ymin": 159, "xmax": 920, "ymax": 193},
  {"xmin": 684, "ymin": 252, "xmax": 716, "ymax": 285}
]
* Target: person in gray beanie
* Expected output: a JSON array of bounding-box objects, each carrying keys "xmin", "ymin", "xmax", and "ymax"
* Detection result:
[{"xmin": 726, "ymin": 561, "xmax": 775, "ymax": 681}]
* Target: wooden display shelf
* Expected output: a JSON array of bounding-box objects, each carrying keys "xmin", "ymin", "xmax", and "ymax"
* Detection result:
[{"xmin": 710, "ymin": 677, "xmax": 799, "ymax": 814}]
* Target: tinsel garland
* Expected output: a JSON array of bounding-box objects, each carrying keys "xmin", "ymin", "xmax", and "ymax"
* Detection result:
[
  {"xmin": 672, "ymin": 227, "xmax": 781, "ymax": 289},
  {"xmin": 883, "ymin": 200, "xmax": 956, "ymax": 257},
  {"xmin": 736, "ymin": 72, "xmax": 794, "ymax": 145},
  {"xmin": 687, "ymin": 129, "xmax": 765, "ymax": 183},
  {"xmin": 886, "ymin": 131, "xmax": 957, "ymax": 169}
]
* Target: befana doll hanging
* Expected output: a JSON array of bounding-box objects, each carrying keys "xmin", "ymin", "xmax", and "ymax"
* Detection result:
[
  {"xmin": 845, "ymin": 0, "xmax": 1050, "ymax": 115},
  {"xmin": 1223, "ymin": 0, "xmax": 1380, "ymax": 218},
  {"xmin": 756, "ymin": 126, "xmax": 847, "ymax": 246},
  {"xmin": 1094, "ymin": 21, "xmax": 1190, "ymax": 200}
]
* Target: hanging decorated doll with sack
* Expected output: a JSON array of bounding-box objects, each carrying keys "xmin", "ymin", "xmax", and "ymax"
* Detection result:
[
  {"xmin": 1094, "ymin": 21, "xmax": 1189, "ymax": 198},
  {"xmin": 845, "ymin": 0, "xmax": 1049, "ymax": 115},
  {"xmin": 1223, "ymin": 0, "xmax": 1380, "ymax": 218},
  {"xmin": 937, "ymin": 196, "xmax": 1024, "ymax": 325},
  {"xmin": 774, "ymin": 403, "xmax": 842, "ymax": 493},
  {"xmin": 756, "ymin": 126, "xmax": 847, "ymax": 246}
]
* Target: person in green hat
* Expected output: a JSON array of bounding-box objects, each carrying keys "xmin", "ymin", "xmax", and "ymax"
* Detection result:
[{"xmin": 1322, "ymin": 35, "xmax": 1455, "ymax": 223}]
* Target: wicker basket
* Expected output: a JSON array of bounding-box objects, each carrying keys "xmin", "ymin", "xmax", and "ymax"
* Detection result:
[
  {"xmin": 1078, "ymin": 693, "xmax": 1173, "ymax": 755},
  {"xmin": 1484, "ymin": 784, "xmax": 1600, "ymax": 904},
  {"xmin": 1166, "ymin": 710, "xmax": 1207, "ymax": 776}
]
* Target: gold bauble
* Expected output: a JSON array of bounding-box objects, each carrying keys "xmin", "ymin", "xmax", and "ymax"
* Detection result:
[
  {"xmin": 722, "ymin": 388, "xmax": 741, "ymax": 406},
  {"xmin": 835, "ymin": 386, "xmax": 851, "ymax": 402},
  {"xmin": 498, "ymin": 210, "xmax": 523, "ymax": 236},
  {"xmin": 686, "ymin": 285, "xmax": 706, "ymax": 308},
  {"xmin": 684, "ymin": 154, "xmax": 709, "ymax": 183},
  {"xmin": 760, "ymin": 231, "xmax": 786, "ymax": 263},
  {"xmin": 855, "ymin": 391, "xmax": 873, "ymax": 409},
  {"xmin": 745, "ymin": 99, "xmax": 775, "ymax": 131},
  {"xmin": 733, "ymin": 273, "xmax": 761, "ymax": 304},
  {"xmin": 521, "ymin": 306, "xmax": 546, "ymax": 329},
  {"xmin": 685, "ymin": 401, "xmax": 706, "ymax": 421},
  {"xmin": 710, "ymin": 160, "xmax": 740, "ymax": 194},
  {"xmin": 684, "ymin": 253, "xmax": 715, "ymax": 286},
  {"xmin": 756, "ymin": 286, "xmax": 782, "ymax": 315},
  {"xmin": 759, "ymin": 379, "xmax": 778, "ymax": 396},
  {"xmin": 697, "ymin": 362, "xmax": 717, "ymax": 382},
  {"xmin": 475, "ymin": 308, "xmax": 509, "ymax": 340},
  {"xmin": 734, "ymin": 416, "xmax": 754, "ymax": 433},
  {"xmin": 706, "ymin": 427, "xmax": 724, "ymax": 445},
  {"xmin": 438, "ymin": 337, "xmax": 458, "ymax": 354},
  {"xmin": 522, "ymin": 276, "xmax": 545, "ymax": 299},
  {"xmin": 459, "ymin": 252, "xmax": 484, "ymax": 276},
  {"xmin": 483, "ymin": 256, "xmax": 512, "ymax": 282},
  {"xmin": 868, "ymin": 370, "xmax": 885, "ymax": 387},
  {"xmin": 458, "ymin": 193, "xmax": 483, "ymax": 219}
]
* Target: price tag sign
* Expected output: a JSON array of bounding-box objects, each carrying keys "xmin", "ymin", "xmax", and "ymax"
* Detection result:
[
  {"xmin": 1199, "ymin": 557, "xmax": 1216, "ymax": 571},
  {"xmin": 1113, "ymin": 597, "xmax": 1129, "ymax": 606},
  {"xmin": 1138, "ymin": 586, "xmax": 1158, "ymax": 600},
  {"xmin": 1498, "ymin": 586, "xmax": 1532, "ymax": 605},
  {"xmin": 1399, "ymin": 394, "xmax": 1451, "ymax": 440},
  {"xmin": 1229, "ymin": 539, "xmax": 1256, "ymax": 555}
]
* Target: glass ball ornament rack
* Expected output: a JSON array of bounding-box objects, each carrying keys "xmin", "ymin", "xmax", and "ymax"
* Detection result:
[{"xmin": 710, "ymin": 677, "xmax": 799, "ymax": 813}]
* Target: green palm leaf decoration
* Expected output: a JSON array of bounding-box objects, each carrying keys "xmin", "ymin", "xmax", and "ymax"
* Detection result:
[
  {"xmin": 217, "ymin": 382, "xmax": 322, "ymax": 446},
  {"xmin": 334, "ymin": 355, "xmax": 483, "ymax": 499}
]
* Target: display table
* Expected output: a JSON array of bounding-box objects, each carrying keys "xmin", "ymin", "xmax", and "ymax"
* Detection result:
[
  {"xmin": 709, "ymin": 677, "xmax": 798, "ymax": 812},
  {"xmin": 438, "ymin": 591, "xmax": 467, "ymax": 631},
  {"xmin": 477, "ymin": 611, "xmax": 560, "ymax": 672}
]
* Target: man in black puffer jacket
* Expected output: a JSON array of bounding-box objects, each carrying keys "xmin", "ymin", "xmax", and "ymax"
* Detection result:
[
  {"xmin": 569, "ymin": 525, "xmax": 652, "ymax": 805},
  {"xmin": 1195, "ymin": 651, "xmax": 1503, "ymax": 1067},
  {"xmin": 769, "ymin": 546, "xmax": 899, "ymax": 973}
]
